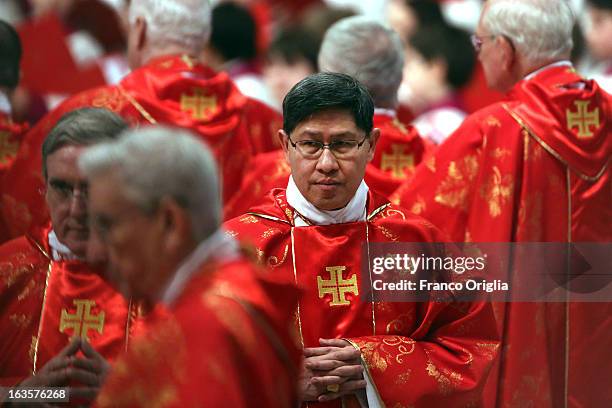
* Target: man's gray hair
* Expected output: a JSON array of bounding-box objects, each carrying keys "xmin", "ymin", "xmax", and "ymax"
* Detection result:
[
  {"xmin": 318, "ymin": 16, "xmax": 404, "ymax": 109},
  {"xmin": 129, "ymin": 0, "xmax": 212, "ymax": 57},
  {"xmin": 79, "ymin": 126, "xmax": 221, "ymax": 241},
  {"xmin": 42, "ymin": 108, "xmax": 128, "ymax": 179},
  {"xmin": 483, "ymin": 0, "xmax": 574, "ymax": 65}
]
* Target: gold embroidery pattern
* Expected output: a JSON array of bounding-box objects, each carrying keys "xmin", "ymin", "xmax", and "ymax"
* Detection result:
[
  {"xmin": 426, "ymin": 360, "xmax": 463, "ymax": 396},
  {"xmin": 381, "ymin": 144, "xmax": 415, "ymax": 179},
  {"xmin": 91, "ymin": 88, "xmax": 128, "ymax": 112},
  {"xmin": 475, "ymin": 342, "xmax": 500, "ymax": 361},
  {"xmin": 238, "ymin": 215, "xmax": 259, "ymax": 224},
  {"xmin": 382, "ymin": 336, "xmax": 416, "ymax": 363},
  {"xmin": 410, "ymin": 195, "xmax": 426, "ymax": 215},
  {"xmin": 359, "ymin": 341, "xmax": 388, "ymax": 373},
  {"xmin": 10, "ymin": 313, "xmax": 32, "ymax": 329},
  {"xmin": 267, "ymin": 244, "xmax": 289, "ymax": 268},
  {"xmin": 180, "ymin": 88, "xmax": 217, "ymax": 120},
  {"xmin": 1, "ymin": 194, "xmax": 33, "ymax": 236},
  {"xmin": 425, "ymin": 155, "xmax": 436, "ymax": 173},
  {"xmin": 491, "ymin": 147, "xmax": 511, "ymax": 160},
  {"xmin": 392, "ymin": 117, "xmax": 409, "ymax": 134},
  {"xmin": 395, "ymin": 371, "xmax": 412, "ymax": 385},
  {"xmin": 0, "ymin": 130, "xmax": 19, "ymax": 165},
  {"xmin": 485, "ymin": 115, "xmax": 501, "ymax": 127},
  {"xmin": 434, "ymin": 155, "xmax": 479, "ymax": 210},
  {"xmin": 29, "ymin": 335, "xmax": 37, "ymax": 363},
  {"xmin": 381, "ymin": 208, "xmax": 407, "ymax": 220},
  {"xmin": 317, "ymin": 266, "xmax": 359, "ymax": 307},
  {"xmin": 375, "ymin": 225, "xmax": 399, "ymax": 241},
  {"xmin": 566, "ymin": 100, "xmax": 600, "ymax": 139},
  {"xmin": 480, "ymin": 166, "xmax": 514, "ymax": 218},
  {"xmin": 59, "ymin": 299, "xmax": 105, "ymax": 341},
  {"xmin": 386, "ymin": 314, "xmax": 415, "ymax": 334},
  {"xmin": 517, "ymin": 191, "xmax": 543, "ymax": 240}
]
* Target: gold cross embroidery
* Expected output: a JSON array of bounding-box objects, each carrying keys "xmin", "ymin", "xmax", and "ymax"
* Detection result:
[
  {"xmin": 566, "ymin": 100, "xmax": 600, "ymax": 139},
  {"xmin": 180, "ymin": 88, "xmax": 217, "ymax": 120},
  {"xmin": 59, "ymin": 299, "xmax": 105, "ymax": 341},
  {"xmin": 317, "ymin": 266, "xmax": 359, "ymax": 307},
  {"xmin": 381, "ymin": 144, "xmax": 414, "ymax": 179}
]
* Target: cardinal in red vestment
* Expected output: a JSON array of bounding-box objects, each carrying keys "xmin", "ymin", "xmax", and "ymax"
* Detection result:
[
  {"xmin": 0, "ymin": 108, "xmax": 152, "ymax": 408},
  {"xmin": 225, "ymin": 72, "xmax": 499, "ymax": 407},
  {"xmin": 77, "ymin": 126, "xmax": 300, "ymax": 407},
  {"xmin": 393, "ymin": 1, "xmax": 612, "ymax": 406},
  {"xmin": 0, "ymin": 0, "xmax": 281, "ymax": 243},
  {"xmin": 223, "ymin": 17, "xmax": 430, "ymax": 219}
]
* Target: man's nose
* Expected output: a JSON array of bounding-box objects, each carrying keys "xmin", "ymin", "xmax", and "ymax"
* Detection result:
[
  {"xmin": 315, "ymin": 148, "xmax": 340, "ymax": 173},
  {"xmin": 68, "ymin": 191, "xmax": 88, "ymax": 217}
]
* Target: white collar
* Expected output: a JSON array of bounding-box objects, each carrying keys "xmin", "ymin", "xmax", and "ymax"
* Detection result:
[
  {"xmin": 159, "ymin": 228, "xmax": 240, "ymax": 307},
  {"xmin": 524, "ymin": 60, "xmax": 572, "ymax": 81},
  {"xmin": 0, "ymin": 90, "xmax": 11, "ymax": 115},
  {"xmin": 373, "ymin": 107, "xmax": 396, "ymax": 118},
  {"xmin": 286, "ymin": 175, "xmax": 368, "ymax": 227},
  {"xmin": 48, "ymin": 230, "xmax": 82, "ymax": 261}
]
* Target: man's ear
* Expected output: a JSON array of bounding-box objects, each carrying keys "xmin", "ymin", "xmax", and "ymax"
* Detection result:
[
  {"xmin": 499, "ymin": 36, "xmax": 515, "ymax": 73},
  {"xmin": 278, "ymin": 129, "xmax": 291, "ymax": 161},
  {"xmin": 367, "ymin": 128, "xmax": 380, "ymax": 161},
  {"xmin": 157, "ymin": 197, "xmax": 192, "ymax": 253}
]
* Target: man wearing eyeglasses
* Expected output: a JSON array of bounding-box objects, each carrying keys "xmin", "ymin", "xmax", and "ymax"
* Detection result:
[
  {"xmin": 225, "ymin": 72, "xmax": 499, "ymax": 407},
  {"xmin": 0, "ymin": 108, "xmax": 143, "ymax": 405},
  {"xmin": 394, "ymin": 0, "xmax": 611, "ymax": 407}
]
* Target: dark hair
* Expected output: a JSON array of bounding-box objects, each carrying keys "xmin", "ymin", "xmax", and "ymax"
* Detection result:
[
  {"xmin": 404, "ymin": 0, "xmax": 445, "ymax": 28},
  {"xmin": 210, "ymin": 2, "xmax": 257, "ymax": 61},
  {"xmin": 42, "ymin": 108, "xmax": 128, "ymax": 179},
  {"xmin": 282, "ymin": 72, "xmax": 374, "ymax": 135},
  {"xmin": 0, "ymin": 20, "xmax": 22, "ymax": 89},
  {"xmin": 587, "ymin": 0, "xmax": 612, "ymax": 10},
  {"xmin": 409, "ymin": 23, "xmax": 476, "ymax": 89},
  {"xmin": 268, "ymin": 27, "xmax": 320, "ymax": 71}
]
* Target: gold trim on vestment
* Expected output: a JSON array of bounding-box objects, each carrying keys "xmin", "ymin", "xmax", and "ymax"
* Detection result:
[
  {"xmin": 32, "ymin": 262, "xmax": 52, "ymax": 374},
  {"xmin": 367, "ymin": 203, "xmax": 390, "ymax": 221},
  {"xmin": 247, "ymin": 212, "xmax": 292, "ymax": 226},
  {"xmin": 117, "ymin": 86, "xmax": 157, "ymax": 125},
  {"xmin": 290, "ymin": 227, "xmax": 305, "ymax": 349},
  {"xmin": 343, "ymin": 338, "xmax": 386, "ymax": 407}
]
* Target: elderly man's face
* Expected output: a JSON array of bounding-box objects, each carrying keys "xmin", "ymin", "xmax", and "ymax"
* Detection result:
[
  {"xmin": 280, "ymin": 108, "xmax": 378, "ymax": 211},
  {"xmin": 87, "ymin": 171, "xmax": 165, "ymax": 300},
  {"xmin": 45, "ymin": 145, "xmax": 89, "ymax": 257}
]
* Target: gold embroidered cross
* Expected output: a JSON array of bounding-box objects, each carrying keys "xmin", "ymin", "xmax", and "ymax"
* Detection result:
[
  {"xmin": 317, "ymin": 266, "xmax": 359, "ymax": 307},
  {"xmin": 180, "ymin": 88, "xmax": 217, "ymax": 120},
  {"xmin": 381, "ymin": 144, "xmax": 414, "ymax": 179},
  {"xmin": 59, "ymin": 299, "xmax": 105, "ymax": 341},
  {"xmin": 566, "ymin": 100, "xmax": 600, "ymax": 139}
]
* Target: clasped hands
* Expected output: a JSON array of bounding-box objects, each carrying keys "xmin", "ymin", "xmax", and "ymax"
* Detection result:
[
  {"xmin": 12, "ymin": 337, "xmax": 109, "ymax": 406},
  {"xmin": 300, "ymin": 338, "xmax": 366, "ymax": 403}
]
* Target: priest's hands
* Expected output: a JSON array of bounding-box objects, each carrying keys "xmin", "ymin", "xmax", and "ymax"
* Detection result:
[
  {"xmin": 10, "ymin": 337, "xmax": 110, "ymax": 406},
  {"xmin": 300, "ymin": 338, "xmax": 366, "ymax": 403}
]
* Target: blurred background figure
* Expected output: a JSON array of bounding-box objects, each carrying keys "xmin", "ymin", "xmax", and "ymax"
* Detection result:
[
  {"xmin": 401, "ymin": 23, "xmax": 476, "ymax": 145},
  {"xmin": 386, "ymin": 0, "xmax": 445, "ymax": 41},
  {"xmin": 204, "ymin": 1, "xmax": 276, "ymax": 108},
  {"xmin": 580, "ymin": 0, "xmax": 612, "ymax": 92},
  {"xmin": 263, "ymin": 27, "xmax": 320, "ymax": 110}
]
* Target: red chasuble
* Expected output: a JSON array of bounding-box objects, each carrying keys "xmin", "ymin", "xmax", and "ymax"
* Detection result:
[
  {"xmin": 222, "ymin": 113, "xmax": 429, "ymax": 220},
  {"xmin": 95, "ymin": 255, "xmax": 300, "ymax": 408},
  {"xmin": 224, "ymin": 189, "xmax": 499, "ymax": 407},
  {"xmin": 0, "ymin": 225, "xmax": 146, "ymax": 386},
  {"xmin": 393, "ymin": 65, "xmax": 612, "ymax": 407},
  {"xmin": 0, "ymin": 54, "xmax": 281, "ymax": 242}
]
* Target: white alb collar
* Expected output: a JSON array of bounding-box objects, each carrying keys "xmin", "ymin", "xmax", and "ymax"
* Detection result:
[
  {"xmin": 373, "ymin": 107, "xmax": 396, "ymax": 118},
  {"xmin": 286, "ymin": 175, "xmax": 368, "ymax": 227},
  {"xmin": 524, "ymin": 60, "xmax": 572, "ymax": 81},
  {"xmin": 48, "ymin": 230, "xmax": 82, "ymax": 261},
  {"xmin": 159, "ymin": 228, "xmax": 240, "ymax": 306},
  {"xmin": 0, "ymin": 90, "xmax": 11, "ymax": 115}
]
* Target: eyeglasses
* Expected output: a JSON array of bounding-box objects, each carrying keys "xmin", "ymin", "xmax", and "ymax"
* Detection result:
[
  {"xmin": 471, "ymin": 33, "xmax": 516, "ymax": 54},
  {"xmin": 287, "ymin": 134, "xmax": 369, "ymax": 159}
]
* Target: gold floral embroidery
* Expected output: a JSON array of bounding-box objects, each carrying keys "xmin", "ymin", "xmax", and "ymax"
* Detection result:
[
  {"xmin": 517, "ymin": 191, "xmax": 543, "ymax": 240},
  {"xmin": 485, "ymin": 115, "xmax": 501, "ymax": 127},
  {"xmin": 490, "ymin": 147, "xmax": 511, "ymax": 160},
  {"xmin": 480, "ymin": 166, "xmax": 514, "ymax": 218},
  {"xmin": 267, "ymin": 244, "xmax": 288, "ymax": 268},
  {"xmin": 382, "ymin": 208, "xmax": 406, "ymax": 220},
  {"xmin": 383, "ymin": 336, "xmax": 416, "ymax": 363},
  {"xmin": 262, "ymin": 228, "xmax": 279, "ymax": 239},
  {"xmin": 359, "ymin": 341, "xmax": 388, "ymax": 373},
  {"xmin": 395, "ymin": 370, "xmax": 412, "ymax": 385},
  {"xmin": 434, "ymin": 155, "xmax": 479, "ymax": 210},
  {"xmin": 10, "ymin": 313, "xmax": 32, "ymax": 328},
  {"xmin": 375, "ymin": 225, "xmax": 399, "ymax": 241},
  {"xmin": 425, "ymin": 155, "xmax": 436, "ymax": 173},
  {"xmin": 91, "ymin": 88, "xmax": 128, "ymax": 112},
  {"xmin": 386, "ymin": 314, "xmax": 415, "ymax": 334},
  {"xmin": 475, "ymin": 342, "xmax": 500, "ymax": 360},
  {"xmin": 426, "ymin": 360, "xmax": 463, "ymax": 396},
  {"xmin": 410, "ymin": 195, "xmax": 426, "ymax": 215},
  {"xmin": 238, "ymin": 215, "xmax": 259, "ymax": 224}
]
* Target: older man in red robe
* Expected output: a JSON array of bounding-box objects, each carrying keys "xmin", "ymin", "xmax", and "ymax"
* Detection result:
[
  {"xmin": 225, "ymin": 72, "xmax": 499, "ymax": 407},
  {"xmin": 1, "ymin": 0, "xmax": 281, "ymax": 243},
  {"xmin": 0, "ymin": 109, "xmax": 143, "ymax": 406},
  {"xmin": 223, "ymin": 17, "xmax": 429, "ymax": 220},
  {"xmin": 79, "ymin": 126, "xmax": 300, "ymax": 407},
  {"xmin": 393, "ymin": 0, "xmax": 612, "ymax": 406}
]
